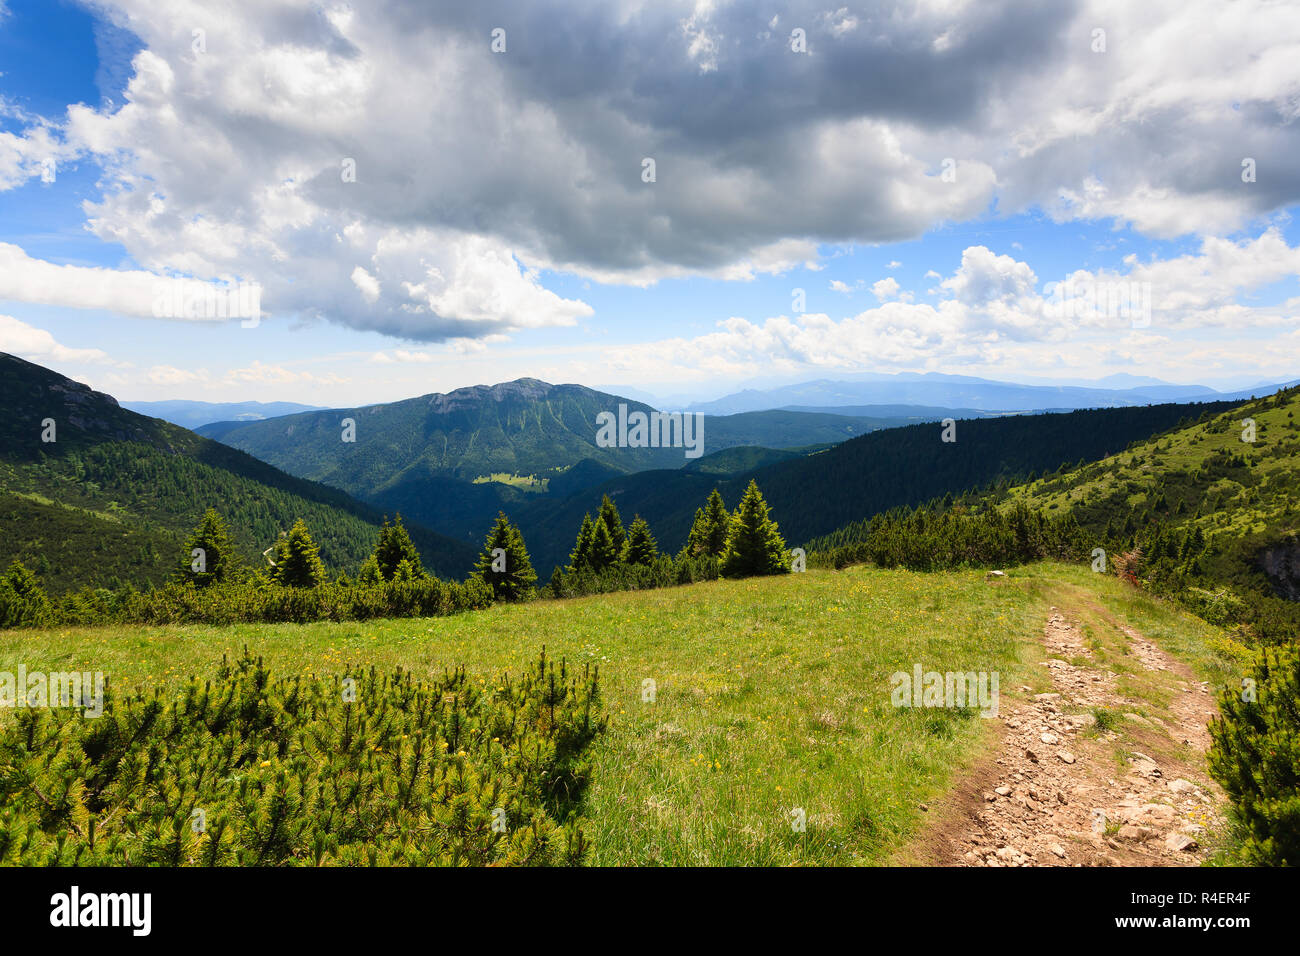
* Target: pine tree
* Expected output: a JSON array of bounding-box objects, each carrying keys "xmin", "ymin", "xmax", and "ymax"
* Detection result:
[
  {"xmin": 271, "ymin": 519, "xmax": 326, "ymax": 588},
  {"xmin": 625, "ymin": 515, "xmax": 659, "ymax": 565},
  {"xmin": 1209, "ymin": 645, "xmax": 1300, "ymax": 865},
  {"xmin": 587, "ymin": 517, "xmax": 620, "ymax": 571},
  {"xmin": 474, "ymin": 512, "xmax": 537, "ymax": 601},
  {"xmin": 178, "ymin": 508, "xmax": 236, "ymax": 587},
  {"xmin": 597, "ymin": 495, "xmax": 627, "ymax": 557},
  {"xmin": 569, "ymin": 514, "xmax": 595, "ymax": 571},
  {"xmin": 373, "ymin": 514, "xmax": 424, "ymax": 580},
  {"xmin": 721, "ymin": 480, "xmax": 789, "ymax": 578}
]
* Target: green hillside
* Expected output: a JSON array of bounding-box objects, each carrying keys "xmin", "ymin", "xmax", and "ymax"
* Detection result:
[
  {"xmin": 194, "ymin": 380, "xmax": 918, "ymax": 548},
  {"xmin": 197, "ymin": 381, "xmax": 900, "ymax": 492},
  {"xmin": 196, "ymin": 379, "xmax": 681, "ymax": 488},
  {"xmin": 998, "ymin": 386, "xmax": 1300, "ymax": 635},
  {"xmin": 682, "ymin": 444, "xmax": 809, "ymax": 476},
  {"xmin": 0, "ymin": 354, "xmax": 477, "ymax": 590},
  {"xmin": 510, "ymin": 399, "xmax": 1241, "ymax": 573}
]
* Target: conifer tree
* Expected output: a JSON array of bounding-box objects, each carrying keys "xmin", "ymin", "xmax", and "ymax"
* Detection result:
[
  {"xmin": 626, "ymin": 515, "xmax": 659, "ymax": 565},
  {"xmin": 688, "ymin": 489, "xmax": 731, "ymax": 557},
  {"xmin": 721, "ymin": 480, "xmax": 789, "ymax": 578},
  {"xmin": 373, "ymin": 514, "xmax": 424, "ymax": 580},
  {"xmin": 0, "ymin": 560, "xmax": 52, "ymax": 628},
  {"xmin": 271, "ymin": 519, "xmax": 326, "ymax": 588},
  {"xmin": 357, "ymin": 555, "xmax": 382, "ymax": 585},
  {"xmin": 684, "ymin": 507, "xmax": 708, "ymax": 557},
  {"xmin": 474, "ymin": 512, "xmax": 537, "ymax": 601},
  {"xmin": 569, "ymin": 514, "xmax": 595, "ymax": 571},
  {"xmin": 597, "ymin": 494, "xmax": 627, "ymax": 557},
  {"xmin": 587, "ymin": 517, "xmax": 620, "ymax": 571},
  {"xmin": 178, "ymin": 508, "xmax": 236, "ymax": 587}
]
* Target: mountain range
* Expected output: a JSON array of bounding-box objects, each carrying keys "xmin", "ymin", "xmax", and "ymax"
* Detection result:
[
  {"xmin": 5, "ymin": 354, "xmax": 1286, "ymax": 588},
  {"xmin": 185, "ymin": 372, "xmax": 1272, "ymax": 569},
  {"xmin": 684, "ymin": 372, "xmax": 1292, "ymax": 416},
  {"xmin": 121, "ymin": 399, "xmax": 326, "ymax": 430}
]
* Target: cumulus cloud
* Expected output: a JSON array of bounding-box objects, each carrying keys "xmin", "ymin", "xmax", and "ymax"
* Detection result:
[
  {"xmin": 872, "ymin": 277, "xmax": 902, "ymax": 300},
  {"xmin": 0, "ymin": 314, "xmax": 113, "ymax": 363},
  {"xmin": 0, "ymin": 243, "xmax": 260, "ymax": 321},
  {"xmin": 597, "ymin": 234, "xmax": 1300, "ymax": 379},
  {"xmin": 0, "ymin": 0, "xmax": 1294, "ymax": 344}
]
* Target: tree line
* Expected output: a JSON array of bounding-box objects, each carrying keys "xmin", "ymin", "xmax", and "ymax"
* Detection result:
[{"xmin": 0, "ymin": 479, "xmax": 793, "ymax": 627}]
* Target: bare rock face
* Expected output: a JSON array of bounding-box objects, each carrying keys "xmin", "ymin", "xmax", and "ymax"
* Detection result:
[{"xmin": 1257, "ymin": 538, "xmax": 1300, "ymax": 600}]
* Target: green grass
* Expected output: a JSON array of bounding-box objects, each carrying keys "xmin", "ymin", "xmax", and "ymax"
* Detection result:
[
  {"xmin": 472, "ymin": 472, "xmax": 549, "ymax": 492},
  {"xmin": 0, "ymin": 562, "xmax": 1238, "ymax": 866},
  {"xmin": 1005, "ymin": 390, "xmax": 1300, "ymax": 556}
]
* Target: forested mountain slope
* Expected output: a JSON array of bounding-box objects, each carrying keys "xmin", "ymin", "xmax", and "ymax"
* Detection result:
[{"xmin": 0, "ymin": 354, "xmax": 476, "ymax": 590}]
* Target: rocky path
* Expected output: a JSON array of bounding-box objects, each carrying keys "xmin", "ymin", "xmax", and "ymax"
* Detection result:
[{"xmin": 929, "ymin": 607, "xmax": 1224, "ymax": 867}]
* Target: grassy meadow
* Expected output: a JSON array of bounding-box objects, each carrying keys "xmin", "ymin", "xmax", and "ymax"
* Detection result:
[{"xmin": 0, "ymin": 562, "xmax": 1244, "ymax": 865}]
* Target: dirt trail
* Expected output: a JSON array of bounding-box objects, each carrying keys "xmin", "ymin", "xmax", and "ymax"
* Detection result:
[{"xmin": 924, "ymin": 606, "xmax": 1224, "ymax": 867}]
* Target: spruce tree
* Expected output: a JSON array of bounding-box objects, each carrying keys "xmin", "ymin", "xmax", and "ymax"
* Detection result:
[
  {"xmin": 587, "ymin": 517, "xmax": 620, "ymax": 571},
  {"xmin": 626, "ymin": 515, "xmax": 659, "ymax": 565},
  {"xmin": 271, "ymin": 519, "xmax": 326, "ymax": 588},
  {"xmin": 178, "ymin": 508, "xmax": 236, "ymax": 587},
  {"xmin": 569, "ymin": 514, "xmax": 596, "ymax": 571},
  {"xmin": 690, "ymin": 489, "xmax": 731, "ymax": 557},
  {"xmin": 373, "ymin": 514, "xmax": 424, "ymax": 580},
  {"xmin": 684, "ymin": 507, "xmax": 708, "ymax": 557},
  {"xmin": 597, "ymin": 494, "xmax": 627, "ymax": 557},
  {"xmin": 721, "ymin": 480, "xmax": 789, "ymax": 578},
  {"xmin": 474, "ymin": 512, "xmax": 537, "ymax": 601}
]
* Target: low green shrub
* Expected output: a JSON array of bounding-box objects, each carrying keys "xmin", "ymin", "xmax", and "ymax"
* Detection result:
[
  {"xmin": 1209, "ymin": 644, "xmax": 1300, "ymax": 866},
  {"xmin": 0, "ymin": 648, "xmax": 604, "ymax": 866}
]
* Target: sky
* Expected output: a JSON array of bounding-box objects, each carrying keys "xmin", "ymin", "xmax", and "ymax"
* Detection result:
[{"xmin": 0, "ymin": 0, "xmax": 1298, "ymax": 408}]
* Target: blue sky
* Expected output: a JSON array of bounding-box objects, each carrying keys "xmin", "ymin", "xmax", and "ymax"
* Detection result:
[{"xmin": 1, "ymin": 0, "xmax": 1298, "ymax": 407}]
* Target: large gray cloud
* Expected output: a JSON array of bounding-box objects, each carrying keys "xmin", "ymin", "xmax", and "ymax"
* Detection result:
[{"xmin": 3, "ymin": 0, "xmax": 1297, "ymax": 341}]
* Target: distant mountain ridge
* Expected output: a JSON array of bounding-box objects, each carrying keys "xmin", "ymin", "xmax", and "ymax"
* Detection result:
[
  {"xmin": 122, "ymin": 399, "xmax": 327, "ymax": 430},
  {"xmin": 685, "ymin": 372, "xmax": 1286, "ymax": 415},
  {"xmin": 193, "ymin": 379, "xmax": 929, "ymax": 544}
]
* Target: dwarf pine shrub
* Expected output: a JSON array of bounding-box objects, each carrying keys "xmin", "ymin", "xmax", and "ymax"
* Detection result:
[
  {"xmin": 1208, "ymin": 644, "xmax": 1300, "ymax": 866},
  {"xmin": 0, "ymin": 648, "xmax": 604, "ymax": 866}
]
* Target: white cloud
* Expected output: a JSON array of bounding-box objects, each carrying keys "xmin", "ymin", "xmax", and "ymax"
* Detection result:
[
  {"xmin": 872, "ymin": 277, "xmax": 902, "ymax": 300},
  {"xmin": 143, "ymin": 365, "xmax": 207, "ymax": 385},
  {"xmin": 0, "ymin": 0, "xmax": 1293, "ymax": 347},
  {"xmin": 596, "ymin": 235, "xmax": 1300, "ymax": 380},
  {"xmin": 0, "ymin": 314, "xmax": 113, "ymax": 364},
  {"xmin": 369, "ymin": 349, "xmax": 434, "ymax": 364},
  {"xmin": 0, "ymin": 243, "xmax": 261, "ymax": 321},
  {"xmin": 350, "ymin": 267, "xmax": 380, "ymax": 304},
  {"xmin": 223, "ymin": 361, "xmax": 348, "ymax": 387}
]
